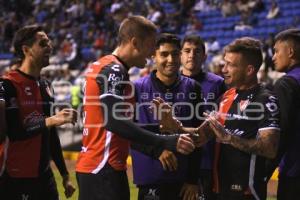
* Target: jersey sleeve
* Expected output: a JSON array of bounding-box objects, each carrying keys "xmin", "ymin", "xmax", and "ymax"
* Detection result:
[
  {"xmin": 258, "ymin": 93, "xmax": 280, "ymax": 131},
  {"xmin": 96, "ymin": 63, "xmax": 128, "ymax": 99},
  {"xmin": 94, "ymin": 64, "xmax": 179, "ymax": 151}
]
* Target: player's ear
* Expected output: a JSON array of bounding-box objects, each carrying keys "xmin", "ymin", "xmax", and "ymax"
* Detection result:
[
  {"xmin": 22, "ymin": 45, "xmax": 32, "ymax": 57},
  {"xmin": 288, "ymin": 46, "xmax": 295, "ymax": 59},
  {"xmin": 131, "ymin": 37, "xmax": 139, "ymax": 50},
  {"xmin": 246, "ymin": 64, "xmax": 255, "ymax": 76}
]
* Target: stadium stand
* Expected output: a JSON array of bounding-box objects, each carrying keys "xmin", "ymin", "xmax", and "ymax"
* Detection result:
[{"xmin": 0, "ymin": 0, "xmax": 298, "ymax": 146}]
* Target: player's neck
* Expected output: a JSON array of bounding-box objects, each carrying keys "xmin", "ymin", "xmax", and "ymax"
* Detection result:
[
  {"xmin": 113, "ymin": 47, "xmax": 135, "ymax": 68},
  {"xmin": 155, "ymin": 71, "xmax": 177, "ymax": 86},
  {"xmin": 19, "ymin": 59, "xmax": 41, "ymax": 78},
  {"xmin": 287, "ymin": 59, "xmax": 300, "ymax": 71},
  {"xmin": 236, "ymin": 77, "xmax": 258, "ymax": 91},
  {"xmin": 182, "ymin": 67, "xmax": 202, "ymax": 77}
]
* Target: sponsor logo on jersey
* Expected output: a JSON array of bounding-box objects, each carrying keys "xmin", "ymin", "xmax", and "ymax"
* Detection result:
[
  {"xmin": 24, "ymin": 86, "xmax": 32, "ymax": 96},
  {"xmin": 23, "ymin": 111, "xmax": 44, "ymax": 125},
  {"xmin": 225, "ymin": 128, "xmax": 245, "ymax": 136}
]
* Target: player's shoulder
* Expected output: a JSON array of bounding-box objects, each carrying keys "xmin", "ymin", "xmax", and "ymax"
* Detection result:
[
  {"xmin": 134, "ymin": 74, "xmax": 151, "ymax": 87},
  {"xmin": 205, "ymin": 72, "xmax": 224, "ymax": 83},
  {"xmin": 256, "ymin": 85, "xmax": 278, "ymax": 104},
  {"xmin": 90, "ymin": 55, "xmax": 125, "ymax": 74},
  {"xmin": 180, "ymin": 74, "xmax": 199, "ymax": 88},
  {"xmin": 275, "ymin": 75, "xmax": 299, "ymax": 90}
]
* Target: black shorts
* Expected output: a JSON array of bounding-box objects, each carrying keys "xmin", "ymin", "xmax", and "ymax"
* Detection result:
[
  {"xmin": 4, "ymin": 169, "xmax": 58, "ymax": 200},
  {"xmin": 138, "ymin": 182, "xmax": 183, "ymax": 200},
  {"xmin": 76, "ymin": 163, "xmax": 129, "ymax": 200},
  {"xmin": 277, "ymin": 175, "xmax": 300, "ymax": 200}
]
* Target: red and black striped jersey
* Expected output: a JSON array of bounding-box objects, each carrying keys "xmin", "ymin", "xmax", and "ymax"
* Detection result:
[
  {"xmin": 0, "ymin": 70, "xmax": 68, "ymax": 178},
  {"xmin": 76, "ymin": 55, "xmax": 135, "ymax": 173}
]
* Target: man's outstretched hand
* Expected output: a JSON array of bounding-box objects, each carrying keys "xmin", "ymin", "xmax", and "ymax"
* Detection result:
[
  {"xmin": 46, "ymin": 108, "xmax": 78, "ymax": 127},
  {"xmin": 151, "ymin": 97, "xmax": 183, "ymax": 133},
  {"xmin": 151, "ymin": 97, "xmax": 195, "ymax": 154}
]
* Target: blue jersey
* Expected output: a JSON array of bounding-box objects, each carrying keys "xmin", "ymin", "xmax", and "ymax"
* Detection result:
[
  {"xmin": 131, "ymin": 70, "xmax": 203, "ymax": 185},
  {"xmin": 183, "ymin": 72, "xmax": 226, "ymax": 170}
]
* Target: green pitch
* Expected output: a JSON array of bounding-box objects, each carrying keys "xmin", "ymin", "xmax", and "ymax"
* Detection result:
[
  {"xmin": 53, "ymin": 170, "xmax": 138, "ymax": 200},
  {"xmin": 53, "ymin": 169, "xmax": 275, "ymax": 200}
]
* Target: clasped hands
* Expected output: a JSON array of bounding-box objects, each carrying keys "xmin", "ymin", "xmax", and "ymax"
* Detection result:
[{"xmin": 151, "ymin": 97, "xmax": 231, "ymax": 149}]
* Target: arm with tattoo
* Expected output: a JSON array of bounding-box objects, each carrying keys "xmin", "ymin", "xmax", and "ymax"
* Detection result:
[
  {"xmin": 207, "ymin": 112, "xmax": 280, "ymax": 159},
  {"xmin": 227, "ymin": 129, "xmax": 280, "ymax": 159}
]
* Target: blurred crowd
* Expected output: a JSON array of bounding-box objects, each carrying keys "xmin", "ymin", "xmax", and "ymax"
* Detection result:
[{"xmin": 0, "ymin": 0, "xmax": 290, "ymax": 112}]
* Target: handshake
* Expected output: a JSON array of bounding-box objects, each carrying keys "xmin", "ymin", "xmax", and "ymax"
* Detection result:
[
  {"xmin": 151, "ymin": 97, "xmax": 201, "ymax": 155},
  {"xmin": 151, "ymin": 97, "xmax": 226, "ymax": 155}
]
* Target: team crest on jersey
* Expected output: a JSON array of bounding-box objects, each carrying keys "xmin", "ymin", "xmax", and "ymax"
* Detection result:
[{"xmin": 239, "ymin": 99, "xmax": 249, "ymax": 111}]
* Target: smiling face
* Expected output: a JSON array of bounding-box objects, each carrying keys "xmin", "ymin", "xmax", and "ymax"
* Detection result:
[
  {"xmin": 26, "ymin": 31, "xmax": 53, "ymax": 68},
  {"xmin": 154, "ymin": 42, "xmax": 181, "ymax": 80},
  {"xmin": 222, "ymin": 52, "xmax": 248, "ymax": 88}
]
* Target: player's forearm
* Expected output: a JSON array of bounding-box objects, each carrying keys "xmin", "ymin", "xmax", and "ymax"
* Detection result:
[
  {"xmin": 227, "ymin": 133, "xmax": 279, "ymax": 159},
  {"xmin": 131, "ymin": 124, "xmax": 164, "ymax": 158},
  {"xmin": 45, "ymin": 117, "xmax": 54, "ymax": 127},
  {"xmin": 105, "ymin": 113, "xmax": 178, "ymax": 151},
  {"xmin": 49, "ymin": 127, "xmax": 68, "ymax": 176},
  {"xmin": 102, "ymin": 94, "xmax": 178, "ymax": 151}
]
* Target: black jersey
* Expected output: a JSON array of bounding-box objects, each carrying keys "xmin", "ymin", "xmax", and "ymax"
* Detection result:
[{"xmin": 213, "ymin": 85, "xmax": 280, "ymax": 199}]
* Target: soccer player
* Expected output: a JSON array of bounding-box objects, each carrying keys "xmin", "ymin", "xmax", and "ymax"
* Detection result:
[
  {"xmin": 180, "ymin": 35, "xmax": 226, "ymax": 200},
  {"xmin": 75, "ymin": 16, "xmax": 195, "ymax": 200},
  {"xmin": 159, "ymin": 37, "xmax": 280, "ymax": 200},
  {"xmin": 131, "ymin": 33, "xmax": 202, "ymax": 200},
  {"xmin": 0, "ymin": 25, "xmax": 77, "ymax": 200},
  {"xmin": 270, "ymin": 28, "xmax": 300, "ymax": 200}
]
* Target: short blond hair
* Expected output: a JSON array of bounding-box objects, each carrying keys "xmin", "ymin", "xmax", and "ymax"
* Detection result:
[{"xmin": 118, "ymin": 15, "xmax": 157, "ymax": 45}]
